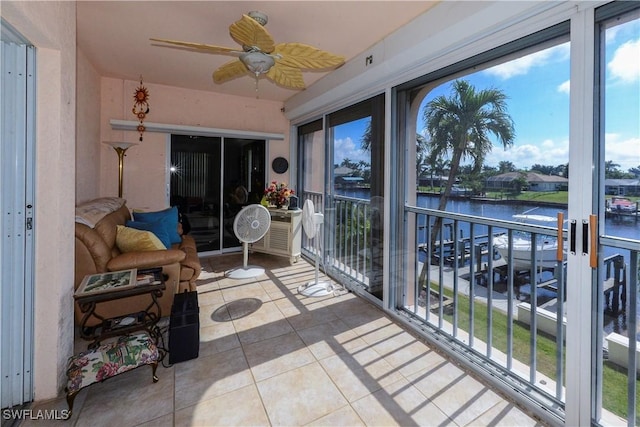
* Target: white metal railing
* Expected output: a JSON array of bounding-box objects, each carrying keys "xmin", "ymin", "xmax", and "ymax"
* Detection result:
[
  {"xmin": 403, "ymin": 205, "xmax": 568, "ymax": 417},
  {"xmin": 298, "ymin": 192, "xmax": 638, "ymax": 424}
]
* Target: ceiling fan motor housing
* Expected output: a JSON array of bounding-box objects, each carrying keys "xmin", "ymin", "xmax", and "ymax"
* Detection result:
[{"xmin": 247, "ymin": 11, "xmax": 268, "ymax": 26}]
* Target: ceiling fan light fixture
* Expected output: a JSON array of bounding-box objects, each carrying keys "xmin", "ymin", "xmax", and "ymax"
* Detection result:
[{"xmin": 240, "ymin": 51, "xmax": 275, "ymax": 75}]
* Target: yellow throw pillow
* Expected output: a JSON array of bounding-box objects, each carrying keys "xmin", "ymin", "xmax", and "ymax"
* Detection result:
[{"xmin": 116, "ymin": 225, "xmax": 166, "ymax": 252}]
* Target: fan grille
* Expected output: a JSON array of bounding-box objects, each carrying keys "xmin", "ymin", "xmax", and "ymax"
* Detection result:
[
  {"xmin": 302, "ymin": 199, "xmax": 316, "ymax": 238},
  {"xmin": 233, "ymin": 205, "xmax": 271, "ymax": 243}
]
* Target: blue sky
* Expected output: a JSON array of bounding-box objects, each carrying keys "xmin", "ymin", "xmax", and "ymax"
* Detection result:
[{"xmin": 334, "ymin": 18, "xmax": 639, "ymax": 172}]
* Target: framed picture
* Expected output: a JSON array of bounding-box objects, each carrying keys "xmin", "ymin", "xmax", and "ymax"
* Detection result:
[{"xmin": 75, "ymin": 269, "xmax": 137, "ymax": 296}]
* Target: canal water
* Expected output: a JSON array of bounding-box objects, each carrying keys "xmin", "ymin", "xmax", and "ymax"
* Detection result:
[
  {"xmin": 337, "ymin": 188, "xmax": 640, "ymax": 338},
  {"xmin": 338, "ymin": 188, "xmax": 639, "ymax": 244}
]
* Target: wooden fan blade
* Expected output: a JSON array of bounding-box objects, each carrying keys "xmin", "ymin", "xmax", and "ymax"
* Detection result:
[
  {"xmin": 213, "ymin": 60, "xmax": 249, "ymax": 83},
  {"xmin": 273, "ymin": 43, "xmax": 345, "ymax": 70},
  {"xmin": 266, "ymin": 64, "xmax": 306, "ymax": 89},
  {"xmin": 150, "ymin": 38, "xmax": 241, "ymax": 54},
  {"xmin": 229, "ymin": 14, "xmax": 275, "ymax": 53}
]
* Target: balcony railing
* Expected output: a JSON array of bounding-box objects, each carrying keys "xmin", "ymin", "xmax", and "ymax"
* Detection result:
[{"xmin": 298, "ymin": 191, "xmax": 639, "ymax": 424}]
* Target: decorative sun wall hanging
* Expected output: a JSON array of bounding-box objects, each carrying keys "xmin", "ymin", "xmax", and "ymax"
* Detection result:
[{"xmin": 132, "ymin": 76, "xmax": 150, "ymax": 141}]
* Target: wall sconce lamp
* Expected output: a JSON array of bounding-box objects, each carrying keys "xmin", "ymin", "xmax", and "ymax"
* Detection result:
[{"xmin": 103, "ymin": 141, "xmax": 138, "ymax": 198}]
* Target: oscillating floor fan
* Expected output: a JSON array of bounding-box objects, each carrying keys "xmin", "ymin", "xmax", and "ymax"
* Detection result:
[
  {"xmin": 298, "ymin": 200, "xmax": 335, "ymax": 297},
  {"xmin": 226, "ymin": 204, "xmax": 271, "ymax": 279}
]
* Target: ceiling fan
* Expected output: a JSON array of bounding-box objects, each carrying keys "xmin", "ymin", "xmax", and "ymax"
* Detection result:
[{"xmin": 150, "ymin": 11, "xmax": 345, "ymax": 90}]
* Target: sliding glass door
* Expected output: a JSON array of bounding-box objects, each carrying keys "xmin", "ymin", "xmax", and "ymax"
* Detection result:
[
  {"xmin": 591, "ymin": 5, "xmax": 640, "ymax": 426},
  {"xmin": 170, "ymin": 135, "xmax": 265, "ymax": 254},
  {"xmin": 325, "ymin": 95, "xmax": 385, "ymax": 303}
]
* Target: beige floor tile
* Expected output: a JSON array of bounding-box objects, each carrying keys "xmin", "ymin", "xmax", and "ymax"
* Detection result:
[
  {"xmin": 195, "ymin": 286, "xmax": 224, "ymax": 307},
  {"xmin": 75, "ymin": 363, "xmax": 174, "ymax": 427},
  {"xmin": 306, "ymin": 404, "xmax": 366, "ymax": 426},
  {"xmin": 62, "ymin": 254, "xmax": 541, "ymax": 427},
  {"xmin": 282, "ymin": 305, "xmax": 340, "ymax": 331},
  {"xmin": 351, "ymin": 377, "xmax": 453, "ymax": 427},
  {"xmin": 243, "ymin": 331, "xmax": 316, "ymax": 381},
  {"xmin": 19, "ymin": 396, "xmax": 79, "ymax": 426},
  {"xmin": 360, "ymin": 320, "xmax": 416, "ymax": 347},
  {"xmin": 136, "ymin": 412, "xmax": 174, "ymax": 427},
  {"xmin": 193, "ymin": 271, "xmax": 222, "ymax": 288},
  {"xmin": 344, "ymin": 314, "xmax": 400, "ymax": 344},
  {"xmin": 198, "ymin": 300, "xmax": 227, "ymax": 327},
  {"xmin": 197, "ymin": 321, "xmax": 241, "ymax": 357},
  {"xmin": 296, "ymin": 319, "xmax": 369, "ymax": 361},
  {"xmin": 220, "ymin": 281, "xmax": 272, "ymax": 302},
  {"xmin": 217, "ymin": 274, "xmax": 262, "ymax": 290},
  {"xmin": 257, "ymin": 362, "xmax": 348, "ymax": 426},
  {"xmin": 174, "ymin": 347, "xmax": 253, "ymax": 410},
  {"xmin": 207, "ymin": 297, "xmax": 265, "ymax": 323},
  {"xmin": 327, "ymin": 295, "xmax": 380, "ymax": 318},
  {"xmin": 232, "ymin": 302, "xmax": 294, "ymax": 345},
  {"xmin": 175, "ymin": 384, "xmax": 270, "ymax": 426},
  {"xmin": 466, "ymin": 400, "xmax": 544, "ymax": 426},
  {"xmin": 408, "ymin": 362, "xmax": 504, "ymax": 426},
  {"xmin": 319, "ymin": 344, "xmax": 406, "ymax": 403},
  {"xmin": 373, "ymin": 338, "xmax": 443, "ymax": 378},
  {"xmin": 260, "ymin": 281, "xmax": 288, "ymax": 299}
]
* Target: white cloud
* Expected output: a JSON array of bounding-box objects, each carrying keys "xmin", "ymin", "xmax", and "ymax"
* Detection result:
[
  {"xmin": 484, "ymin": 43, "xmax": 569, "ymax": 80},
  {"xmin": 557, "ymin": 79, "xmax": 570, "ymax": 94},
  {"xmin": 484, "ymin": 134, "xmax": 640, "ymax": 172},
  {"xmin": 485, "ymin": 138, "xmax": 569, "ymax": 169},
  {"xmin": 605, "ymin": 25, "xmax": 621, "ymax": 44},
  {"xmin": 333, "ymin": 137, "xmax": 369, "ymax": 165},
  {"xmin": 608, "ymin": 38, "xmax": 640, "ymax": 83},
  {"xmin": 604, "ymin": 133, "xmax": 640, "ymax": 171}
]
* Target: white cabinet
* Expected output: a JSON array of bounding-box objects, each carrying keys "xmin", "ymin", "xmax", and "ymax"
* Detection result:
[{"xmin": 251, "ymin": 208, "xmax": 302, "ymax": 264}]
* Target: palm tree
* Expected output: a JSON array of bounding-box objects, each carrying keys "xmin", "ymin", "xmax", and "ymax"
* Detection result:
[
  {"xmin": 422, "ymin": 79, "xmax": 515, "ymax": 253},
  {"xmin": 498, "ymin": 160, "xmax": 517, "ymax": 173},
  {"xmin": 415, "ymin": 134, "xmax": 430, "ymax": 184}
]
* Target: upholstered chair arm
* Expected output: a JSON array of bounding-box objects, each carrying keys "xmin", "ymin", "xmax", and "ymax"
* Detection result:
[{"xmin": 106, "ymin": 250, "xmax": 186, "ymax": 271}]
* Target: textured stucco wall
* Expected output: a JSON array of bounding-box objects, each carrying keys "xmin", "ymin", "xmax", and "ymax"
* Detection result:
[
  {"xmin": 76, "ymin": 48, "xmax": 102, "ymax": 204},
  {"xmin": 2, "ymin": 1, "xmax": 77, "ymax": 401},
  {"xmin": 99, "ymin": 78, "xmax": 291, "ymax": 211}
]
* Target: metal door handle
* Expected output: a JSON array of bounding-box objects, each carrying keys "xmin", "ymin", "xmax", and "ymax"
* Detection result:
[
  {"xmin": 570, "ymin": 220, "xmax": 576, "ymax": 254},
  {"xmin": 582, "ymin": 221, "xmax": 589, "ymax": 255},
  {"xmin": 589, "ymin": 214, "xmax": 597, "ymax": 268},
  {"xmin": 557, "ymin": 212, "xmax": 564, "ymax": 261}
]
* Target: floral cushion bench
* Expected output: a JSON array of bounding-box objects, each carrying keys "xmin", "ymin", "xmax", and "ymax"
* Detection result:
[{"xmin": 65, "ymin": 332, "xmax": 159, "ymax": 416}]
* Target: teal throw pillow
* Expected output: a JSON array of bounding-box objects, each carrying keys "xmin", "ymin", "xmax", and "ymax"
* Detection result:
[
  {"xmin": 126, "ymin": 220, "xmax": 172, "ymax": 249},
  {"xmin": 132, "ymin": 206, "xmax": 181, "ymax": 245}
]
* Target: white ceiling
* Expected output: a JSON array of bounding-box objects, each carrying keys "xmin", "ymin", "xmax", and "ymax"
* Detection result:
[{"xmin": 77, "ymin": 1, "xmax": 436, "ymax": 103}]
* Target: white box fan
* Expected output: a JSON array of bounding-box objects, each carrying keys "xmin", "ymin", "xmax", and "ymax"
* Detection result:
[{"xmin": 226, "ymin": 204, "xmax": 271, "ymax": 279}]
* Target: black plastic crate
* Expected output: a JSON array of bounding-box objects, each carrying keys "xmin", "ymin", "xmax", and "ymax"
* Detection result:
[{"xmin": 168, "ymin": 291, "xmax": 199, "ymax": 364}]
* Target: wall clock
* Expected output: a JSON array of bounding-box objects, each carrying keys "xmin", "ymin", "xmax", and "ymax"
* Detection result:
[{"xmin": 272, "ymin": 157, "xmax": 289, "ymax": 174}]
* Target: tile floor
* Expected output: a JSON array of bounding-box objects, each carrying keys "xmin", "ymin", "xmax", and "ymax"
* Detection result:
[{"xmin": 25, "ymin": 253, "xmax": 545, "ymax": 426}]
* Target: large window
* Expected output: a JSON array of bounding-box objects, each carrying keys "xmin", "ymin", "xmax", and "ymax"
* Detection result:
[
  {"xmin": 393, "ymin": 23, "xmax": 573, "ymax": 423},
  {"xmin": 292, "ymin": 2, "xmax": 638, "ymax": 424},
  {"xmin": 594, "ymin": 6, "xmax": 640, "ymax": 425},
  {"xmin": 296, "ymin": 95, "xmax": 385, "ymax": 303}
]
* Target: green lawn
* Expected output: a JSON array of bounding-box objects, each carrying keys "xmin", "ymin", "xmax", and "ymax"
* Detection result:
[
  {"xmin": 421, "ymin": 189, "xmax": 639, "ymax": 206},
  {"xmin": 432, "ymin": 286, "xmax": 639, "ymax": 422}
]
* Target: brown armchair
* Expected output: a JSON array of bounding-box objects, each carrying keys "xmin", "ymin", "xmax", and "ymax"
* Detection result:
[{"xmin": 74, "ymin": 198, "xmax": 201, "ymax": 327}]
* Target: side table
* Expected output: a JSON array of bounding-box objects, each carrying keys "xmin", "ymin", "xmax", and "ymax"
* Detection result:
[{"xmin": 74, "ymin": 269, "xmax": 166, "ymax": 346}]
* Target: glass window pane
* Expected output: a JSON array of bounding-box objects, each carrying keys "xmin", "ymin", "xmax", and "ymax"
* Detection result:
[
  {"xmin": 597, "ymin": 9, "xmax": 640, "ymax": 425},
  {"xmin": 398, "ymin": 34, "xmax": 571, "ymax": 412},
  {"xmin": 325, "ymin": 95, "xmax": 385, "ymax": 301}
]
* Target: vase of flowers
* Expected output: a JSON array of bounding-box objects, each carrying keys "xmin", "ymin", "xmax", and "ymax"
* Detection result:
[{"xmin": 264, "ymin": 181, "xmax": 293, "ymax": 209}]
